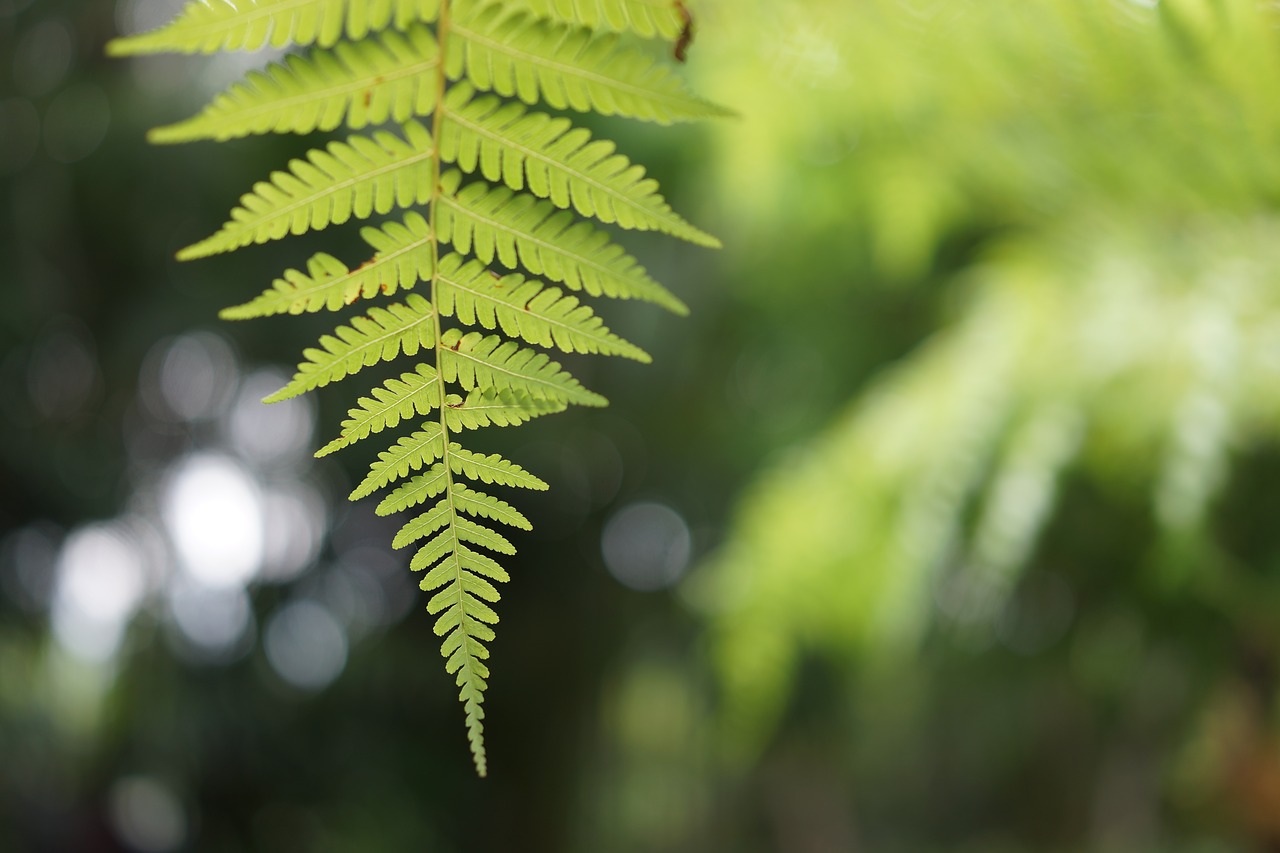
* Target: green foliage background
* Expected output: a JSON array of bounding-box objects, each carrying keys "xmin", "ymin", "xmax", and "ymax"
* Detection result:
[{"xmin": 6, "ymin": 0, "xmax": 1280, "ymax": 850}]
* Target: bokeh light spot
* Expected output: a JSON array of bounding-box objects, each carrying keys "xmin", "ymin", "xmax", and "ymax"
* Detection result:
[
  {"xmin": 225, "ymin": 369, "xmax": 315, "ymax": 466},
  {"xmin": 166, "ymin": 580, "xmax": 253, "ymax": 660},
  {"xmin": 601, "ymin": 502, "xmax": 692, "ymax": 592},
  {"xmin": 264, "ymin": 600, "xmax": 348, "ymax": 691},
  {"xmin": 143, "ymin": 332, "xmax": 238, "ymax": 423},
  {"xmin": 108, "ymin": 776, "xmax": 186, "ymax": 853},
  {"xmin": 161, "ymin": 452, "xmax": 264, "ymax": 589},
  {"xmin": 51, "ymin": 523, "xmax": 147, "ymax": 663}
]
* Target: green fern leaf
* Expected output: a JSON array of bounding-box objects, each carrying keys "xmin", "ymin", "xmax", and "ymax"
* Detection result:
[
  {"xmin": 447, "ymin": 444, "xmax": 548, "ymax": 490},
  {"xmin": 443, "ymin": 388, "xmax": 568, "ymax": 431},
  {"xmin": 267, "ymin": 295, "xmax": 436, "ymax": 402},
  {"xmin": 221, "ymin": 214, "xmax": 435, "ymax": 319},
  {"xmin": 453, "ymin": 516, "xmax": 517, "ymax": 554},
  {"xmin": 179, "ymin": 122, "xmax": 435, "ymax": 260},
  {"xmin": 504, "ymin": 0, "xmax": 684, "ymax": 39},
  {"xmin": 108, "ymin": 0, "xmax": 440, "ymax": 55},
  {"xmin": 448, "ymin": 2, "xmax": 728, "ymax": 123},
  {"xmin": 120, "ymin": 0, "xmax": 722, "ymax": 777},
  {"xmin": 440, "ymin": 84, "xmax": 717, "ymax": 245},
  {"xmin": 351, "ymin": 422, "xmax": 446, "ymax": 499},
  {"xmin": 317, "ymin": 363, "xmax": 440, "ymax": 456},
  {"xmin": 439, "ymin": 327, "xmax": 606, "ymax": 407},
  {"xmin": 393, "ymin": 498, "xmax": 452, "ymax": 548},
  {"xmin": 436, "ymin": 253, "xmax": 649, "ymax": 362},
  {"xmin": 410, "ymin": 527, "xmax": 459, "ymax": 570},
  {"xmin": 410, "ymin": 518, "xmax": 516, "ymax": 571},
  {"xmin": 379, "ymin": 463, "xmax": 450, "ymax": 515},
  {"xmin": 437, "ymin": 171, "xmax": 686, "ymax": 313},
  {"xmin": 451, "ymin": 483, "xmax": 533, "ymax": 529},
  {"xmin": 150, "ymin": 26, "xmax": 440, "ymax": 143}
]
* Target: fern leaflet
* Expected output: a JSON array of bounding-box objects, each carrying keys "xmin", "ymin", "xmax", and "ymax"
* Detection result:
[
  {"xmin": 437, "ymin": 170, "xmax": 686, "ymax": 312},
  {"xmin": 443, "ymin": 388, "xmax": 568, "ymax": 432},
  {"xmin": 221, "ymin": 214, "xmax": 436, "ymax": 318},
  {"xmin": 447, "ymin": 445, "xmax": 548, "ymax": 490},
  {"xmin": 440, "ymin": 84, "xmax": 718, "ymax": 245},
  {"xmin": 267, "ymin": 295, "xmax": 436, "ymax": 401},
  {"xmin": 108, "ymin": 0, "xmax": 441, "ymax": 55},
  {"xmin": 351, "ymin": 422, "xmax": 446, "ymax": 499},
  {"xmin": 180, "ymin": 122, "xmax": 436, "ymax": 259},
  {"xmin": 317, "ymin": 362, "xmax": 440, "ymax": 455},
  {"xmin": 150, "ymin": 26, "xmax": 441, "ymax": 142},
  {"xmin": 436, "ymin": 252, "xmax": 649, "ymax": 361},
  {"xmin": 505, "ymin": 0, "xmax": 685, "ymax": 38}
]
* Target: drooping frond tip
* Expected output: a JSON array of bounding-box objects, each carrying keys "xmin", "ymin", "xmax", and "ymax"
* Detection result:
[{"xmin": 116, "ymin": 0, "xmax": 725, "ymax": 776}]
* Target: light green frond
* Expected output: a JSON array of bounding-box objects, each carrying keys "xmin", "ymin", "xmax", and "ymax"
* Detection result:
[
  {"xmin": 350, "ymin": 422, "xmax": 445, "ymax": 499},
  {"xmin": 266, "ymin": 295, "xmax": 435, "ymax": 402},
  {"xmin": 436, "ymin": 171, "xmax": 686, "ymax": 313},
  {"xmin": 124, "ymin": 0, "xmax": 715, "ymax": 778},
  {"xmin": 317, "ymin": 363, "xmax": 440, "ymax": 456},
  {"xmin": 411, "ymin": 528, "xmax": 458, "ymax": 571},
  {"xmin": 455, "ymin": 544, "xmax": 510, "ymax": 582},
  {"xmin": 455, "ymin": 516, "xmax": 517, "ymax": 554},
  {"xmin": 448, "ymin": 444, "xmax": 548, "ymax": 490},
  {"xmin": 379, "ymin": 462, "xmax": 450, "ymax": 516},
  {"xmin": 107, "ymin": 0, "xmax": 440, "ymax": 56},
  {"xmin": 443, "ymin": 388, "xmax": 568, "ymax": 430},
  {"xmin": 220, "ymin": 214, "xmax": 435, "ymax": 318},
  {"xmin": 435, "ymin": 253, "xmax": 649, "ymax": 362},
  {"xmin": 150, "ymin": 26, "xmax": 440, "ymax": 143},
  {"xmin": 440, "ymin": 85, "xmax": 717, "ymax": 245},
  {"xmin": 439, "ymin": 327, "xmax": 607, "ymax": 407},
  {"xmin": 504, "ymin": 0, "xmax": 685, "ymax": 39},
  {"xmin": 451, "ymin": 483, "xmax": 533, "ymax": 530},
  {"xmin": 179, "ymin": 122, "xmax": 435, "ymax": 260},
  {"xmin": 392, "ymin": 497, "xmax": 452, "ymax": 548},
  {"xmin": 447, "ymin": 3, "xmax": 729, "ymax": 123}
]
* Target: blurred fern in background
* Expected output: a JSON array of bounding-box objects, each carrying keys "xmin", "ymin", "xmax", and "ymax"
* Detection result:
[{"xmin": 677, "ymin": 1, "xmax": 1280, "ymax": 842}]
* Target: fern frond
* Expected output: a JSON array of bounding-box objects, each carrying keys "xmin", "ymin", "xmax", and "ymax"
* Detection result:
[
  {"xmin": 448, "ymin": 444, "xmax": 548, "ymax": 490},
  {"xmin": 448, "ymin": 3, "xmax": 729, "ymax": 123},
  {"xmin": 351, "ymin": 422, "xmax": 446, "ymax": 499},
  {"xmin": 120, "ymin": 0, "xmax": 721, "ymax": 777},
  {"xmin": 443, "ymin": 388, "xmax": 568, "ymax": 431},
  {"xmin": 437, "ymin": 171, "xmax": 686, "ymax": 313},
  {"xmin": 221, "ymin": 214, "xmax": 435, "ymax": 319},
  {"xmin": 317, "ymin": 363, "xmax": 440, "ymax": 456},
  {"xmin": 504, "ymin": 0, "xmax": 684, "ymax": 39},
  {"xmin": 436, "ymin": 253, "xmax": 649, "ymax": 361},
  {"xmin": 267, "ymin": 295, "xmax": 436, "ymax": 402},
  {"xmin": 440, "ymin": 85, "xmax": 717, "ymax": 245},
  {"xmin": 150, "ymin": 27, "xmax": 440, "ymax": 143},
  {"xmin": 439, "ymin": 328, "xmax": 607, "ymax": 407},
  {"xmin": 108, "ymin": 0, "xmax": 440, "ymax": 55},
  {"xmin": 179, "ymin": 122, "xmax": 435, "ymax": 260},
  {"xmin": 378, "ymin": 462, "xmax": 450, "ymax": 515},
  {"xmin": 451, "ymin": 483, "xmax": 533, "ymax": 529}
]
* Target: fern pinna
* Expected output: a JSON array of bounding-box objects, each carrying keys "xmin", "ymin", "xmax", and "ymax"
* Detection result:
[{"xmin": 109, "ymin": 0, "xmax": 724, "ymax": 774}]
